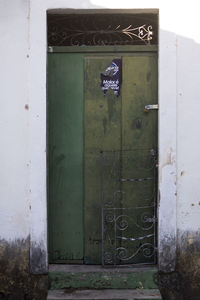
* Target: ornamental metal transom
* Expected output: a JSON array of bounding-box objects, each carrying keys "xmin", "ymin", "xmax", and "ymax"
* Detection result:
[{"xmin": 48, "ymin": 13, "xmax": 158, "ymax": 46}]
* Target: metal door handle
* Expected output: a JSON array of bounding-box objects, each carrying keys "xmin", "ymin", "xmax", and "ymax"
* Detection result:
[{"xmin": 145, "ymin": 104, "xmax": 158, "ymax": 111}]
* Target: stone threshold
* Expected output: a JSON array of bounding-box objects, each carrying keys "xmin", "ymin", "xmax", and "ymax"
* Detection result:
[
  {"xmin": 49, "ymin": 265, "xmax": 158, "ymax": 290},
  {"xmin": 48, "ymin": 288, "xmax": 162, "ymax": 300}
]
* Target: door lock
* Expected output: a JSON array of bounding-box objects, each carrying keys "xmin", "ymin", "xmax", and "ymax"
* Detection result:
[{"xmin": 145, "ymin": 104, "xmax": 158, "ymax": 112}]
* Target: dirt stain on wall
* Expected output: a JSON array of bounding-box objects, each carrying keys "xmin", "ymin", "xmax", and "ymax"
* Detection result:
[
  {"xmin": 158, "ymin": 231, "xmax": 200, "ymax": 300},
  {"xmin": 0, "ymin": 238, "xmax": 48, "ymax": 300}
]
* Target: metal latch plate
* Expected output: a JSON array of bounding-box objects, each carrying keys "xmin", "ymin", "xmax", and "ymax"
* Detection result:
[{"xmin": 145, "ymin": 104, "xmax": 158, "ymax": 111}]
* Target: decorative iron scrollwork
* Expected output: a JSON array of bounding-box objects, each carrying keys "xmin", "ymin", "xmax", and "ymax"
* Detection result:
[
  {"xmin": 120, "ymin": 24, "xmax": 153, "ymax": 41},
  {"xmin": 116, "ymin": 243, "xmax": 155, "ymax": 261},
  {"xmin": 48, "ymin": 24, "xmax": 152, "ymax": 46},
  {"xmin": 48, "ymin": 14, "xmax": 158, "ymax": 46},
  {"xmin": 101, "ymin": 149, "xmax": 157, "ymax": 266}
]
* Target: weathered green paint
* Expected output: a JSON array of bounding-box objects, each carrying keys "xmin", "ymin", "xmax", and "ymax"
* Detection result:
[
  {"xmin": 48, "ymin": 50, "xmax": 157, "ymax": 265},
  {"xmin": 48, "ymin": 53, "xmax": 84, "ymax": 262},
  {"xmin": 84, "ymin": 56, "xmax": 122, "ymax": 264},
  {"xmin": 84, "ymin": 54, "xmax": 157, "ymax": 264},
  {"xmin": 49, "ymin": 268, "xmax": 158, "ymax": 290},
  {"xmin": 122, "ymin": 55, "xmax": 158, "ymax": 150},
  {"xmin": 119, "ymin": 55, "xmax": 158, "ymax": 264}
]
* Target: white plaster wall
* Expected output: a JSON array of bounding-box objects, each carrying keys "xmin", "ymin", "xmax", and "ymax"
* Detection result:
[
  {"xmin": 0, "ymin": 0, "xmax": 30, "ymax": 240},
  {"xmin": 1, "ymin": 0, "xmax": 200, "ymax": 272},
  {"xmin": 176, "ymin": 8, "xmax": 200, "ymax": 235}
]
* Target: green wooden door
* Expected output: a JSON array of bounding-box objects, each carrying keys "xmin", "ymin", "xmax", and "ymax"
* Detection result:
[
  {"xmin": 48, "ymin": 53, "xmax": 84, "ymax": 263},
  {"xmin": 48, "ymin": 50, "xmax": 157, "ymax": 265}
]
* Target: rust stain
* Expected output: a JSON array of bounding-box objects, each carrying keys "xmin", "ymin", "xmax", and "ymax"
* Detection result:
[
  {"xmin": 25, "ymin": 104, "xmax": 29, "ymax": 110},
  {"xmin": 181, "ymin": 171, "xmax": 184, "ymax": 176},
  {"xmin": 191, "ymin": 203, "xmax": 195, "ymax": 206}
]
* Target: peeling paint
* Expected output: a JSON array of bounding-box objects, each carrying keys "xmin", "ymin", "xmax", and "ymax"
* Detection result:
[
  {"xmin": 181, "ymin": 170, "xmax": 184, "ymax": 176},
  {"xmin": 49, "ymin": 268, "xmax": 158, "ymax": 290},
  {"xmin": 159, "ymin": 147, "xmax": 176, "ymax": 187},
  {"xmin": 161, "ymin": 150, "xmax": 173, "ymax": 169}
]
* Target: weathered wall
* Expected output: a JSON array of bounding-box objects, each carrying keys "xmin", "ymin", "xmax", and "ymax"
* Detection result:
[
  {"xmin": 1, "ymin": 0, "xmax": 200, "ymax": 299},
  {"xmin": 0, "ymin": 0, "xmax": 29, "ymax": 246},
  {"xmin": 174, "ymin": 7, "xmax": 200, "ymax": 300},
  {"xmin": 0, "ymin": 0, "xmax": 48, "ymax": 299},
  {"xmin": 159, "ymin": 5, "xmax": 200, "ymax": 299}
]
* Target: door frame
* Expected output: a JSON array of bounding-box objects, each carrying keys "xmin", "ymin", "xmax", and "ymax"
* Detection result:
[{"xmin": 29, "ymin": 8, "xmax": 177, "ymax": 274}]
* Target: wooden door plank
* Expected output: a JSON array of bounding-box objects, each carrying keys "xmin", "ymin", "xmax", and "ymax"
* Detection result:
[
  {"xmin": 120, "ymin": 55, "xmax": 158, "ymax": 264},
  {"xmin": 122, "ymin": 55, "xmax": 158, "ymax": 150},
  {"xmin": 48, "ymin": 53, "xmax": 84, "ymax": 262},
  {"xmin": 84, "ymin": 56, "xmax": 122, "ymax": 264}
]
